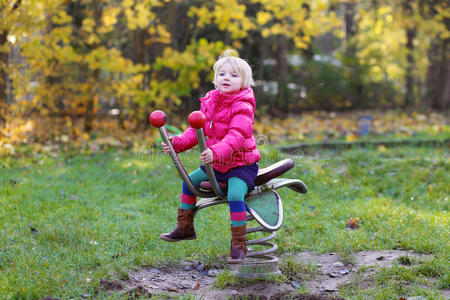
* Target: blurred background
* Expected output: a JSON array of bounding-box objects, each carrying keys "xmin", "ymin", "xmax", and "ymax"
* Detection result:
[{"xmin": 0, "ymin": 0, "xmax": 448, "ymax": 152}]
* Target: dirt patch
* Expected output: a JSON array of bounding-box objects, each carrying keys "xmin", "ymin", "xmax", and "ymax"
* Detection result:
[
  {"xmin": 102, "ymin": 250, "xmax": 441, "ymax": 299},
  {"xmin": 288, "ymin": 250, "xmax": 433, "ymax": 294}
]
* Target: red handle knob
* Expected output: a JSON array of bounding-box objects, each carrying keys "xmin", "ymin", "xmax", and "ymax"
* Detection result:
[
  {"xmin": 188, "ymin": 111, "xmax": 206, "ymax": 129},
  {"xmin": 149, "ymin": 110, "xmax": 167, "ymax": 128}
]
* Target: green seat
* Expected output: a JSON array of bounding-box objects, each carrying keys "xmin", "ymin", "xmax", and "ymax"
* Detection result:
[{"xmin": 245, "ymin": 190, "xmax": 283, "ymax": 231}]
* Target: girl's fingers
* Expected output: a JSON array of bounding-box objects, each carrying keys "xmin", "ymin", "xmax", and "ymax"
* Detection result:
[
  {"xmin": 161, "ymin": 142, "xmax": 171, "ymax": 154},
  {"xmin": 201, "ymin": 155, "xmax": 212, "ymax": 164}
]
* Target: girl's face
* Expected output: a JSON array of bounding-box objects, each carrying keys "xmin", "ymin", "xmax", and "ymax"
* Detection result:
[{"xmin": 216, "ymin": 62, "xmax": 242, "ymax": 94}]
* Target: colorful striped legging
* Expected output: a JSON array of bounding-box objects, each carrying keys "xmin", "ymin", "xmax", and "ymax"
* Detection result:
[{"xmin": 180, "ymin": 168, "xmax": 248, "ymax": 227}]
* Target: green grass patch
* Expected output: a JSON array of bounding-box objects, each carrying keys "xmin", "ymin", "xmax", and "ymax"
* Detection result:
[
  {"xmin": 279, "ymin": 255, "xmax": 320, "ymax": 281},
  {"xmin": 277, "ymin": 124, "xmax": 450, "ymax": 148},
  {"xmin": 213, "ymin": 269, "xmax": 285, "ymax": 289},
  {"xmin": 340, "ymin": 254, "xmax": 449, "ymax": 299},
  {"xmin": 0, "ymin": 144, "xmax": 448, "ymax": 298}
]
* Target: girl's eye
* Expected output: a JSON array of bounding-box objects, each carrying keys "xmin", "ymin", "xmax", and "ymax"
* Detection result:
[{"xmin": 232, "ymin": 74, "xmax": 238, "ymax": 77}]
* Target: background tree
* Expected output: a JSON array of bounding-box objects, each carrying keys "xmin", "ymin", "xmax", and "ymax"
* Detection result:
[
  {"xmin": 423, "ymin": 0, "xmax": 450, "ymax": 110},
  {"xmin": 0, "ymin": 0, "xmax": 22, "ymax": 126},
  {"xmin": 2, "ymin": 0, "xmax": 448, "ymax": 136}
]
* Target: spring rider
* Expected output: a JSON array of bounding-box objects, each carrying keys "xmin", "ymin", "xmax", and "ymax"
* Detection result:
[{"xmin": 150, "ymin": 110, "xmax": 308, "ymax": 278}]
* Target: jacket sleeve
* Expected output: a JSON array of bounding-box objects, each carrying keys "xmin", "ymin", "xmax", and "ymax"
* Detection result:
[
  {"xmin": 172, "ymin": 127, "xmax": 198, "ymax": 153},
  {"xmin": 209, "ymin": 102, "xmax": 253, "ymax": 164},
  {"xmin": 171, "ymin": 95, "xmax": 213, "ymax": 153},
  {"xmin": 172, "ymin": 102, "xmax": 209, "ymax": 153}
]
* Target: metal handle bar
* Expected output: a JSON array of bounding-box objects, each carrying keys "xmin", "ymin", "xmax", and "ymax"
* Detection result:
[
  {"xmin": 150, "ymin": 110, "xmax": 215, "ymax": 198},
  {"xmin": 188, "ymin": 111, "xmax": 225, "ymax": 198},
  {"xmin": 195, "ymin": 128, "xmax": 225, "ymax": 198}
]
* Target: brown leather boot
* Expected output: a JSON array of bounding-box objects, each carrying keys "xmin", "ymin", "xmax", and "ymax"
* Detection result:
[
  {"xmin": 160, "ymin": 207, "xmax": 196, "ymax": 242},
  {"xmin": 227, "ymin": 224, "xmax": 247, "ymax": 264}
]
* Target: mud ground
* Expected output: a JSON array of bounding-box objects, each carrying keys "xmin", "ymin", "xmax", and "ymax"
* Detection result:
[{"xmin": 99, "ymin": 250, "xmax": 448, "ymax": 299}]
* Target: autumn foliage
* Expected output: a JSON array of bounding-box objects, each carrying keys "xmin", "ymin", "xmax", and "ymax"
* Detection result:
[{"xmin": 0, "ymin": 0, "xmax": 449, "ymax": 142}]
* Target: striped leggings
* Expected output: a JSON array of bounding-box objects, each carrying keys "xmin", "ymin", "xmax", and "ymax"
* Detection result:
[{"xmin": 180, "ymin": 168, "xmax": 248, "ymax": 227}]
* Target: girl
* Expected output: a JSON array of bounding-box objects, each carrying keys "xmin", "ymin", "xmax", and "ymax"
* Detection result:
[{"xmin": 160, "ymin": 49, "xmax": 260, "ymax": 264}]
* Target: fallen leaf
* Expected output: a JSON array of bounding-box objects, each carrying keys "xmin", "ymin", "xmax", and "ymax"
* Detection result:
[
  {"xmin": 345, "ymin": 133, "xmax": 359, "ymax": 142},
  {"xmin": 29, "ymin": 225, "xmax": 39, "ymax": 234},
  {"xmin": 378, "ymin": 145, "xmax": 387, "ymax": 152},
  {"xmin": 346, "ymin": 218, "xmax": 360, "ymax": 229}
]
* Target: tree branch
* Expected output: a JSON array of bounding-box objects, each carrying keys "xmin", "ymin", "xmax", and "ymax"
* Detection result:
[{"xmin": 12, "ymin": 0, "xmax": 22, "ymax": 11}]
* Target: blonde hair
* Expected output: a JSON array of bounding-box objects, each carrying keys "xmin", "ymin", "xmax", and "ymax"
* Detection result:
[{"xmin": 213, "ymin": 49, "xmax": 255, "ymax": 89}]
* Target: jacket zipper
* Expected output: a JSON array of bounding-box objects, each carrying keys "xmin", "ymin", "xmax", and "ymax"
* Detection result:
[{"xmin": 210, "ymin": 96, "xmax": 222, "ymax": 132}]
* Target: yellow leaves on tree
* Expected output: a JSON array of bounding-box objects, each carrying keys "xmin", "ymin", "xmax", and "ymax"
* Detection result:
[
  {"xmin": 101, "ymin": 7, "xmax": 120, "ymax": 33},
  {"xmin": 149, "ymin": 39, "xmax": 225, "ymax": 107},
  {"xmin": 124, "ymin": 1, "xmax": 155, "ymax": 30},
  {"xmin": 147, "ymin": 25, "xmax": 171, "ymax": 45},
  {"xmin": 187, "ymin": 0, "xmax": 341, "ymax": 52},
  {"xmin": 256, "ymin": 11, "xmax": 272, "ymax": 25},
  {"xmin": 254, "ymin": 111, "xmax": 448, "ymax": 144},
  {"xmin": 189, "ymin": 0, "xmax": 254, "ymax": 39}
]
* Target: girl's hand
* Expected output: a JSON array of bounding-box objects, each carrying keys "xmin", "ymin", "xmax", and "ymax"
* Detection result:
[
  {"xmin": 161, "ymin": 136, "xmax": 173, "ymax": 154},
  {"xmin": 201, "ymin": 148, "xmax": 213, "ymax": 164}
]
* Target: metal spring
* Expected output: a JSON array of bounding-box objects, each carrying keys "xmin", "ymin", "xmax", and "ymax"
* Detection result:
[
  {"xmin": 246, "ymin": 214, "xmax": 278, "ymax": 258},
  {"xmin": 194, "ymin": 198, "xmax": 279, "ymax": 258},
  {"xmin": 195, "ymin": 197, "xmax": 281, "ymax": 278}
]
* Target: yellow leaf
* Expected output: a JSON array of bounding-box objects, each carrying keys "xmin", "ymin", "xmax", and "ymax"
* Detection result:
[
  {"xmin": 103, "ymin": 8, "xmax": 119, "ymax": 27},
  {"xmin": 232, "ymin": 40, "xmax": 242, "ymax": 49},
  {"xmin": 294, "ymin": 37, "xmax": 308, "ymax": 49},
  {"xmin": 262, "ymin": 28, "xmax": 271, "ymax": 38},
  {"xmin": 256, "ymin": 11, "xmax": 272, "ymax": 25},
  {"xmin": 345, "ymin": 133, "xmax": 359, "ymax": 142},
  {"xmin": 136, "ymin": 3, "xmax": 150, "ymax": 28},
  {"xmin": 82, "ymin": 18, "xmax": 95, "ymax": 33},
  {"xmin": 123, "ymin": 0, "xmax": 133, "ymax": 8},
  {"xmin": 87, "ymin": 34, "xmax": 100, "ymax": 45}
]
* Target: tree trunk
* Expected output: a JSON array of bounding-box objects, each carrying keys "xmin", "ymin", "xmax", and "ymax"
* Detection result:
[
  {"xmin": 403, "ymin": 0, "xmax": 417, "ymax": 107},
  {"xmin": 301, "ymin": 3, "xmax": 314, "ymax": 60},
  {"xmin": 344, "ymin": 1, "xmax": 357, "ymax": 44},
  {"xmin": 425, "ymin": 41, "xmax": 440, "ymax": 109},
  {"xmin": 426, "ymin": 39, "xmax": 450, "ymax": 110},
  {"xmin": 0, "ymin": 0, "xmax": 22, "ymax": 123},
  {"xmin": 0, "ymin": 30, "xmax": 8, "ymax": 111},
  {"xmin": 424, "ymin": 1, "xmax": 450, "ymax": 110},
  {"xmin": 275, "ymin": 36, "xmax": 289, "ymax": 114},
  {"xmin": 405, "ymin": 27, "xmax": 417, "ymax": 107},
  {"xmin": 84, "ymin": 1, "xmax": 103, "ymax": 133},
  {"xmin": 343, "ymin": 0, "xmax": 363, "ymax": 108},
  {"xmin": 436, "ymin": 39, "xmax": 450, "ymax": 109}
]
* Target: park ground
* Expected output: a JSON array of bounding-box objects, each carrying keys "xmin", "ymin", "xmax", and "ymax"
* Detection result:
[{"xmin": 0, "ymin": 110, "xmax": 449, "ymax": 299}]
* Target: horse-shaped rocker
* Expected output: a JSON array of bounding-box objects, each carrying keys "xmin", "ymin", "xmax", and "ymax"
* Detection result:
[{"xmin": 150, "ymin": 110, "xmax": 308, "ymax": 278}]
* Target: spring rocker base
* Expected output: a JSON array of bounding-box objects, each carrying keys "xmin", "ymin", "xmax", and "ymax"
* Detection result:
[
  {"xmin": 150, "ymin": 110, "xmax": 308, "ymax": 279},
  {"xmin": 195, "ymin": 166, "xmax": 303, "ymax": 278}
]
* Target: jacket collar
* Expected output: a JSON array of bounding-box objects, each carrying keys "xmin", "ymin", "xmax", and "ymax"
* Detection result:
[{"xmin": 200, "ymin": 87, "xmax": 255, "ymax": 110}]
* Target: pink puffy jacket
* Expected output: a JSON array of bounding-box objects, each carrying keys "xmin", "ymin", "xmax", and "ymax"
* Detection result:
[{"xmin": 172, "ymin": 87, "xmax": 261, "ymax": 173}]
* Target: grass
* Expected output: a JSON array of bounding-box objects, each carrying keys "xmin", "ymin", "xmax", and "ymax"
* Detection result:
[
  {"xmin": 279, "ymin": 255, "xmax": 320, "ymax": 282},
  {"xmin": 213, "ymin": 269, "xmax": 285, "ymax": 289},
  {"xmin": 211, "ymin": 252, "xmax": 318, "ymax": 289},
  {"xmin": 0, "ymin": 142, "xmax": 449, "ymax": 299},
  {"xmin": 340, "ymin": 254, "xmax": 449, "ymax": 299}
]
